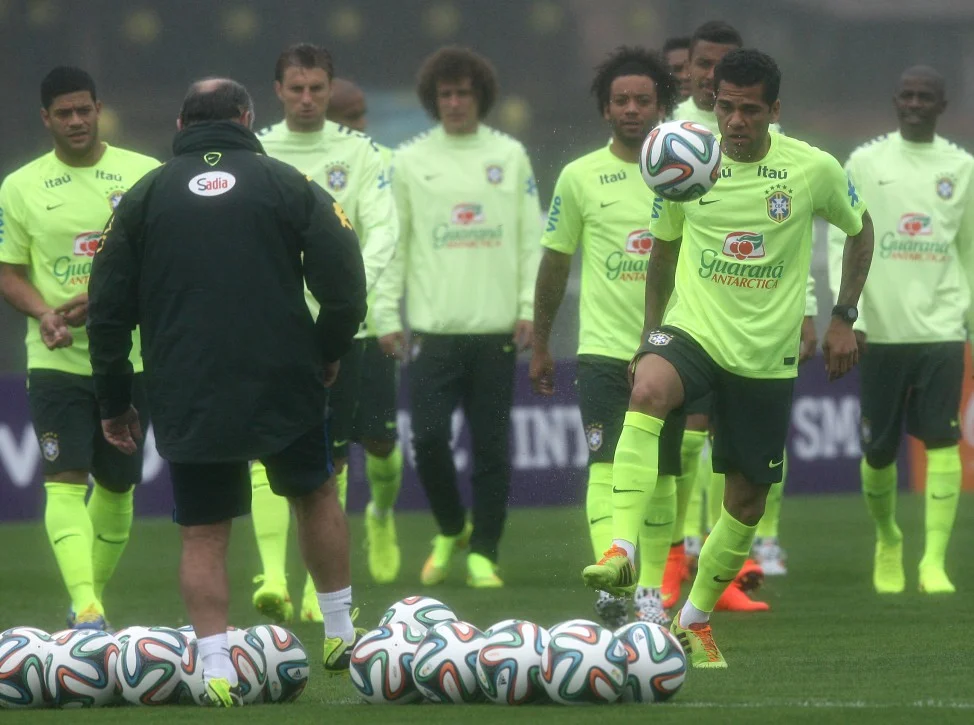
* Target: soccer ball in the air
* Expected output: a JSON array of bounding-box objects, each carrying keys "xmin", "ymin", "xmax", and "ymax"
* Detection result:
[
  {"xmin": 639, "ymin": 119, "xmax": 721, "ymax": 202},
  {"xmin": 615, "ymin": 622, "xmax": 687, "ymax": 702},
  {"xmin": 378, "ymin": 596, "xmax": 458, "ymax": 632},
  {"xmin": 412, "ymin": 621, "xmax": 485, "ymax": 703},
  {"xmin": 476, "ymin": 621, "xmax": 550, "ymax": 705},
  {"xmin": 540, "ymin": 621, "xmax": 627, "ymax": 705},
  {"xmin": 349, "ymin": 623, "xmax": 425, "ymax": 704},
  {"xmin": 116, "ymin": 627, "xmax": 188, "ymax": 706},
  {"xmin": 44, "ymin": 629, "xmax": 120, "ymax": 708},
  {"xmin": 248, "ymin": 625, "xmax": 309, "ymax": 703},
  {"xmin": 0, "ymin": 627, "xmax": 50, "ymax": 709}
]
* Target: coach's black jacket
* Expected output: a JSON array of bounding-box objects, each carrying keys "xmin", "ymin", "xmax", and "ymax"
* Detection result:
[{"xmin": 88, "ymin": 121, "xmax": 367, "ymax": 463}]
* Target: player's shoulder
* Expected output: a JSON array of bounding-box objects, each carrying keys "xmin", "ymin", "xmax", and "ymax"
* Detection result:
[
  {"xmin": 325, "ymin": 122, "xmax": 382, "ymax": 153},
  {"xmin": 393, "ymin": 129, "xmax": 435, "ymax": 165},
  {"xmin": 0, "ymin": 151, "xmax": 59, "ymax": 196},
  {"xmin": 482, "ymin": 125, "xmax": 530, "ymax": 157},
  {"xmin": 103, "ymin": 144, "xmax": 160, "ymax": 170},
  {"xmin": 846, "ymin": 133, "xmax": 893, "ymax": 163},
  {"xmin": 256, "ymin": 120, "xmax": 287, "ymax": 140},
  {"xmin": 556, "ymin": 146, "xmax": 611, "ymax": 184},
  {"xmin": 933, "ymin": 135, "xmax": 974, "ymax": 165},
  {"xmin": 774, "ymin": 134, "xmax": 843, "ymax": 173}
]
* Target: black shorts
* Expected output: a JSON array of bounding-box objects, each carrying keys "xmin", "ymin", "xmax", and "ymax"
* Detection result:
[
  {"xmin": 859, "ymin": 342, "xmax": 964, "ymax": 463},
  {"xmin": 576, "ymin": 355, "xmax": 682, "ymax": 475},
  {"xmin": 353, "ymin": 337, "xmax": 400, "ymax": 444},
  {"xmin": 327, "ymin": 340, "xmax": 365, "ymax": 460},
  {"xmin": 168, "ymin": 422, "xmax": 333, "ymax": 526},
  {"xmin": 635, "ymin": 327, "xmax": 795, "ymax": 485},
  {"xmin": 26, "ymin": 369, "xmax": 149, "ymax": 490}
]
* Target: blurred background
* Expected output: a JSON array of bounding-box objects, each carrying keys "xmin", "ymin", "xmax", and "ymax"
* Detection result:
[{"xmin": 2, "ymin": 0, "xmax": 974, "ymax": 370}]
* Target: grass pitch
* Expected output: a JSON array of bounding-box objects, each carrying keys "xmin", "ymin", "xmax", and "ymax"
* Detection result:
[{"xmin": 1, "ymin": 492, "xmax": 971, "ymax": 723}]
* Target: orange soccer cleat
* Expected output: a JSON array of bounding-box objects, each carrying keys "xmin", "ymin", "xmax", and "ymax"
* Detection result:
[
  {"xmin": 661, "ymin": 543, "xmax": 685, "ymax": 608},
  {"xmin": 714, "ymin": 582, "xmax": 770, "ymax": 612}
]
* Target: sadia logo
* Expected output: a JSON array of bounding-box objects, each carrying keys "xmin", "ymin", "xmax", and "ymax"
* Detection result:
[
  {"xmin": 625, "ymin": 229, "xmax": 653, "ymax": 255},
  {"xmin": 73, "ymin": 231, "xmax": 102, "ymax": 257},
  {"xmin": 189, "ymin": 171, "xmax": 235, "ymax": 197},
  {"xmin": 722, "ymin": 231, "xmax": 765, "ymax": 260},
  {"xmin": 897, "ymin": 213, "xmax": 932, "ymax": 237},
  {"xmin": 451, "ymin": 203, "xmax": 484, "ymax": 225}
]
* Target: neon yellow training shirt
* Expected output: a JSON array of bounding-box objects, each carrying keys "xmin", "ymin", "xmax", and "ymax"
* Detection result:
[
  {"xmin": 828, "ymin": 131, "xmax": 974, "ymax": 343},
  {"xmin": 542, "ymin": 142, "xmax": 658, "ymax": 360},
  {"xmin": 0, "ymin": 144, "xmax": 158, "ymax": 375},
  {"xmin": 650, "ymin": 132, "xmax": 866, "ymax": 378}
]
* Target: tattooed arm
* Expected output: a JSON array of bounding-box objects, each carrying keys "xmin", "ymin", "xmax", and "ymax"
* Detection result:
[
  {"xmin": 643, "ymin": 236, "xmax": 680, "ymax": 337},
  {"xmin": 823, "ymin": 210, "xmax": 873, "ymax": 380}
]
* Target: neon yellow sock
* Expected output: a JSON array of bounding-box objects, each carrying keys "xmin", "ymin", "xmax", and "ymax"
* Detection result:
[
  {"xmin": 921, "ymin": 445, "xmax": 961, "ymax": 570},
  {"xmin": 707, "ymin": 470, "xmax": 725, "ymax": 531},
  {"xmin": 674, "ymin": 430, "xmax": 708, "ymax": 543},
  {"xmin": 638, "ymin": 474, "xmax": 676, "ymax": 587},
  {"xmin": 861, "ymin": 458, "xmax": 900, "ymax": 545},
  {"xmin": 45, "ymin": 482, "xmax": 99, "ymax": 613},
  {"xmin": 611, "ymin": 412, "xmax": 665, "ymax": 545},
  {"xmin": 756, "ymin": 451, "xmax": 786, "ymax": 538},
  {"xmin": 250, "ymin": 461, "xmax": 290, "ymax": 584},
  {"xmin": 688, "ymin": 506, "xmax": 758, "ymax": 612},
  {"xmin": 365, "ymin": 446, "xmax": 403, "ymax": 513},
  {"xmin": 684, "ymin": 443, "xmax": 709, "ymax": 540},
  {"xmin": 335, "ymin": 466, "xmax": 349, "ymax": 512},
  {"xmin": 87, "ymin": 484, "xmax": 133, "ymax": 600},
  {"xmin": 586, "ymin": 463, "xmax": 614, "ymax": 559}
]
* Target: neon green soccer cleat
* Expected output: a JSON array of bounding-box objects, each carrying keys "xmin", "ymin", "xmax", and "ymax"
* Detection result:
[
  {"xmin": 466, "ymin": 552, "xmax": 504, "ymax": 588},
  {"xmin": 420, "ymin": 521, "xmax": 473, "ymax": 586},
  {"xmin": 582, "ymin": 545, "xmax": 636, "ymax": 597},
  {"xmin": 365, "ymin": 503, "xmax": 401, "ymax": 584},
  {"xmin": 919, "ymin": 565, "xmax": 955, "ymax": 594},
  {"xmin": 323, "ymin": 629, "xmax": 366, "ymax": 676},
  {"xmin": 873, "ymin": 538, "xmax": 905, "ymax": 594},
  {"xmin": 201, "ymin": 677, "xmax": 242, "ymax": 707},
  {"xmin": 670, "ymin": 613, "xmax": 728, "ymax": 669},
  {"xmin": 252, "ymin": 576, "xmax": 294, "ymax": 623}
]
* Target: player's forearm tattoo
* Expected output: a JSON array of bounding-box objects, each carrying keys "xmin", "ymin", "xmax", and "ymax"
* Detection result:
[
  {"xmin": 837, "ymin": 213, "xmax": 874, "ymax": 306},
  {"xmin": 533, "ymin": 250, "xmax": 571, "ymax": 349},
  {"xmin": 644, "ymin": 239, "xmax": 679, "ymax": 333}
]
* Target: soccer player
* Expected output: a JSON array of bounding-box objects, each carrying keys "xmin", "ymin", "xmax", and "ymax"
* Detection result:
[
  {"xmin": 828, "ymin": 65, "xmax": 973, "ymax": 595},
  {"xmin": 390, "ymin": 46, "xmax": 541, "ymax": 587},
  {"xmin": 0, "ymin": 67, "xmax": 157, "ymax": 630},
  {"xmin": 249, "ymin": 45, "xmax": 400, "ymax": 622},
  {"xmin": 531, "ymin": 46, "xmax": 683, "ymax": 627},
  {"xmin": 662, "ymin": 37, "xmax": 691, "ymax": 101},
  {"xmin": 582, "ymin": 49, "xmax": 874, "ymax": 668}
]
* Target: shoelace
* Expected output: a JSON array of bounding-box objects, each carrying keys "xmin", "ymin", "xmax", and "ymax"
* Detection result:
[
  {"xmin": 598, "ymin": 545, "xmax": 629, "ymax": 565},
  {"xmin": 691, "ymin": 624, "xmax": 722, "ymax": 661}
]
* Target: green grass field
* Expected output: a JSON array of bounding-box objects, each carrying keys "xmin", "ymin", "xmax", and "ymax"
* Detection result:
[{"xmin": 1, "ymin": 493, "xmax": 972, "ymax": 723}]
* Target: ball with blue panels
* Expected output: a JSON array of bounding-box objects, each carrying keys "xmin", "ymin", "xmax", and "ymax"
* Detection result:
[
  {"xmin": 0, "ymin": 627, "xmax": 51, "ymax": 709},
  {"xmin": 615, "ymin": 621, "xmax": 687, "ymax": 702},
  {"xmin": 639, "ymin": 119, "xmax": 722, "ymax": 202},
  {"xmin": 44, "ymin": 629, "xmax": 120, "ymax": 708},
  {"xmin": 350, "ymin": 622, "xmax": 425, "ymax": 705},
  {"xmin": 540, "ymin": 621, "xmax": 627, "ymax": 705},
  {"xmin": 476, "ymin": 620, "xmax": 550, "ymax": 705},
  {"xmin": 412, "ymin": 621, "xmax": 485, "ymax": 704}
]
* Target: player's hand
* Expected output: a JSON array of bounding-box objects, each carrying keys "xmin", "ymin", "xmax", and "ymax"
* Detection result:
[
  {"xmin": 39, "ymin": 311, "xmax": 73, "ymax": 349},
  {"xmin": 378, "ymin": 331, "xmax": 405, "ymax": 360},
  {"xmin": 513, "ymin": 320, "xmax": 534, "ymax": 352},
  {"xmin": 323, "ymin": 360, "xmax": 341, "ymax": 388},
  {"xmin": 798, "ymin": 316, "xmax": 817, "ymax": 365},
  {"xmin": 55, "ymin": 294, "xmax": 89, "ymax": 327},
  {"xmin": 822, "ymin": 319, "xmax": 859, "ymax": 381},
  {"xmin": 855, "ymin": 330, "xmax": 868, "ymax": 357},
  {"xmin": 530, "ymin": 346, "xmax": 555, "ymax": 396},
  {"xmin": 101, "ymin": 406, "xmax": 142, "ymax": 455}
]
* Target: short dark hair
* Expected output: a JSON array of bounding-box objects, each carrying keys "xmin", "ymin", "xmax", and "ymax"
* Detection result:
[
  {"xmin": 662, "ymin": 37, "xmax": 690, "ymax": 55},
  {"xmin": 41, "ymin": 66, "xmax": 97, "ymax": 109},
  {"xmin": 590, "ymin": 46, "xmax": 679, "ymax": 118},
  {"xmin": 416, "ymin": 46, "xmax": 498, "ymax": 120},
  {"xmin": 714, "ymin": 49, "xmax": 781, "ymax": 106},
  {"xmin": 689, "ymin": 21, "xmax": 743, "ymax": 56},
  {"xmin": 274, "ymin": 43, "xmax": 334, "ymax": 83},
  {"xmin": 179, "ymin": 78, "xmax": 255, "ymax": 127}
]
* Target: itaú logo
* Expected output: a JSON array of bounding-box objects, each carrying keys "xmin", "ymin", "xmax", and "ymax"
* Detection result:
[{"xmin": 188, "ymin": 171, "xmax": 236, "ymax": 197}]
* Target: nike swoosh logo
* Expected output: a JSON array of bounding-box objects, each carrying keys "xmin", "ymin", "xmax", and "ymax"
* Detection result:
[
  {"xmin": 643, "ymin": 520, "xmax": 674, "ymax": 527},
  {"xmin": 877, "ymin": 180, "xmax": 896, "ymax": 186},
  {"xmin": 46, "ymin": 203, "xmax": 64, "ymax": 211},
  {"xmin": 931, "ymin": 493, "xmax": 956, "ymax": 500},
  {"xmin": 768, "ymin": 458, "xmax": 784, "ymax": 469},
  {"xmin": 589, "ymin": 516, "xmax": 611, "ymax": 525},
  {"xmin": 865, "ymin": 492, "xmax": 888, "ymax": 499},
  {"xmin": 612, "ymin": 486, "xmax": 643, "ymax": 494},
  {"xmin": 600, "ymin": 201, "xmax": 619, "ymax": 208},
  {"xmin": 54, "ymin": 533, "xmax": 78, "ymax": 545},
  {"xmin": 333, "ymin": 439, "xmax": 349, "ymax": 448},
  {"xmin": 384, "ymin": 421, "xmax": 398, "ymax": 430},
  {"xmin": 96, "ymin": 534, "xmax": 128, "ymax": 544},
  {"xmin": 713, "ymin": 575, "xmax": 736, "ymax": 583},
  {"xmin": 423, "ymin": 174, "xmax": 439, "ymax": 181},
  {"xmin": 698, "ymin": 198, "xmax": 719, "ymax": 205}
]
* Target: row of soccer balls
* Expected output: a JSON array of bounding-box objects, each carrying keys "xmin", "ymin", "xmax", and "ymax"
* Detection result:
[
  {"xmin": 356, "ymin": 596, "xmax": 688, "ymax": 705},
  {"xmin": 0, "ymin": 623, "xmax": 308, "ymax": 709}
]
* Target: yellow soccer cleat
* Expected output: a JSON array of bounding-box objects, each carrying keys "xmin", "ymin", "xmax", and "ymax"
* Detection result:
[
  {"xmin": 582, "ymin": 545, "xmax": 636, "ymax": 597},
  {"xmin": 466, "ymin": 552, "xmax": 504, "ymax": 588},
  {"xmin": 252, "ymin": 576, "xmax": 294, "ymax": 623},
  {"xmin": 365, "ymin": 503, "xmax": 401, "ymax": 584},
  {"xmin": 670, "ymin": 613, "xmax": 727, "ymax": 669},
  {"xmin": 420, "ymin": 521, "xmax": 473, "ymax": 586},
  {"xmin": 201, "ymin": 677, "xmax": 242, "ymax": 707},
  {"xmin": 323, "ymin": 628, "xmax": 365, "ymax": 676},
  {"xmin": 919, "ymin": 565, "xmax": 955, "ymax": 594},
  {"xmin": 873, "ymin": 538, "xmax": 905, "ymax": 594}
]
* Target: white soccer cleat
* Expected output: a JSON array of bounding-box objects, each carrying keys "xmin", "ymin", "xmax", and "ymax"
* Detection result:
[{"xmin": 752, "ymin": 537, "xmax": 787, "ymax": 576}]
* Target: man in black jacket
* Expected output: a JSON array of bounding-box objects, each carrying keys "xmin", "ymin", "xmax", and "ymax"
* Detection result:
[{"xmin": 87, "ymin": 78, "xmax": 367, "ymax": 707}]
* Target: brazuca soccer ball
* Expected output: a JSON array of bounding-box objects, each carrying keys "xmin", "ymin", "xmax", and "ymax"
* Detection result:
[{"xmin": 640, "ymin": 120, "xmax": 721, "ymax": 202}]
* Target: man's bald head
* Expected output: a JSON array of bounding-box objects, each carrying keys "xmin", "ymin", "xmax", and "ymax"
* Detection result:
[
  {"xmin": 326, "ymin": 78, "xmax": 367, "ymax": 131},
  {"xmin": 899, "ymin": 65, "xmax": 945, "ymax": 99},
  {"xmin": 894, "ymin": 64, "xmax": 946, "ymax": 142},
  {"xmin": 179, "ymin": 77, "xmax": 255, "ymax": 128}
]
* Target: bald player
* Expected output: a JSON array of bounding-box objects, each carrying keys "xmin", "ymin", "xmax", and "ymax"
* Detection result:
[{"xmin": 828, "ymin": 65, "xmax": 973, "ymax": 595}]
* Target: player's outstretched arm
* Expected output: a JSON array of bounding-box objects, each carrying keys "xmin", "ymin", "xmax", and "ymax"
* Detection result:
[
  {"xmin": 642, "ymin": 236, "xmax": 681, "ymax": 337},
  {"xmin": 530, "ymin": 248, "xmax": 572, "ymax": 395},
  {"xmin": 823, "ymin": 210, "xmax": 874, "ymax": 380}
]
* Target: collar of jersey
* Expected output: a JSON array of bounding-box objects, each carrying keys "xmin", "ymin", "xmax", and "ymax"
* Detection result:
[
  {"xmin": 434, "ymin": 124, "xmax": 485, "ymax": 147},
  {"xmin": 172, "ymin": 121, "xmax": 265, "ymax": 157}
]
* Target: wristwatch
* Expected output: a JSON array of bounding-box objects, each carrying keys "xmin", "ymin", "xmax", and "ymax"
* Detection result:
[{"xmin": 831, "ymin": 304, "xmax": 858, "ymax": 324}]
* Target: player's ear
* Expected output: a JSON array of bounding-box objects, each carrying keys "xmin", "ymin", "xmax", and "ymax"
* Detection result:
[
  {"xmin": 40, "ymin": 107, "xmax": 51, "ymax": 129},
  {"xmin": 94, "ymin": 99, "xmax": 102, "ymax": 118},
  {"xmin": 769, "ymin": 99, "xmax": 781, "ymax": 124},
  {"xmin": 602, "ymin": 103, "xmax": 611, "ymax": 122},
  {"xmin": 274, "ymin": 81, "xmax": 284, "ymax": 102},
  {"xmin": 176, "ymin": 116, "xmax": 184, "ymax": 131}
]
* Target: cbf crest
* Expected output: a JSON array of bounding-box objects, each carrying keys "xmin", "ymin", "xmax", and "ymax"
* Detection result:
[
  {"xmin": 936, "ymin": 175, "xmax": 955, "ymax": 200},
  {"xmin": 40, "ymin": 432, "xmax": 59, "ymax": 462},
  {"xmin": 647, "ymin": 330, "xmax": 672, "ymax": 346},
  {"xmin": 765, "ymin": 183, "xmax": 794, "ymax": 223},
  {"xmin": 585, "ymin": 423, "xmax": 604, "ymax": 452},
  {"xmin": 107, "ymin": 189, "xmax": 126, "ymax": 210},
  {"xmin": 326, "ymin": 162, "xmax": 350, "ymax": 192},
  {"xmin": 486, "ymin": 164, "xmax": 504, "ymax": 184}
]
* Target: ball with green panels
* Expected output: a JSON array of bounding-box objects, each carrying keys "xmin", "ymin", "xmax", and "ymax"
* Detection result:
[{"xmin": 639, "ymin": 119, "xmax": 722, "ymax": 202}]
